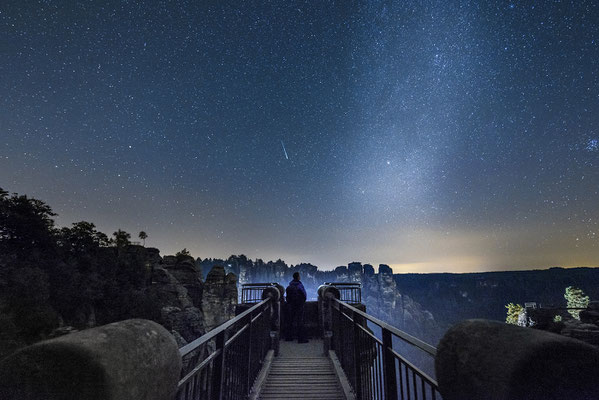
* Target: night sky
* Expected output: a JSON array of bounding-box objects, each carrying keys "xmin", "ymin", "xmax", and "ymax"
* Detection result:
[{"xmin": 2, "ymin": 1, "xmax": 599, "ymax": 272}]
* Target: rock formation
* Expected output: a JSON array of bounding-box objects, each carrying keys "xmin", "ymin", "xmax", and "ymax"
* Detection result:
[
  {"xmin": 201, "ymin": 266, "xmax": 238, "ymax": 332},
  {"xmin": 145, "ymin": 253, "xmax": 236, "ymax": 343},
  {"xmin": 146, "ymin": 258, "xmax": 204, "ymax": 344},
  {"xmin": 162, "ymin": 255, "xmax": 203, "ymax": 308},
  {"xmin": 362, "ymin": 264, "xmax": 438, "ymax": 343},
  {"xmin": 235, "ymin": 259, "xmax": 440, "ymax": 344}
]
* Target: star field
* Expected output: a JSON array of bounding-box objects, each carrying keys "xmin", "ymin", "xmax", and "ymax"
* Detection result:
[{"xmin": 2, "ymin": 0, "xmax": 599, "ymax": 272}]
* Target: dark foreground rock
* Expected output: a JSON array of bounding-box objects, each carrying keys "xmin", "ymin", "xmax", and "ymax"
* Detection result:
[
  {"xmin": 0, "ymin": 319, "xmax": 181, "ymax": 400},
  {"xmin": 435, "ymin": 319, "xmax": 599, "ymax": 400}
]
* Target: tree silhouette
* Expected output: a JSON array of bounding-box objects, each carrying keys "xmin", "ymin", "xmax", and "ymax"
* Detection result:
[
  {"xmin": 138, "ymin": 231, "xmax": 147, "ymax": 246},
  {"xmin": 113, "ymin": 229, "xmax": 131, "ymax": 248},
  {"xmin": 0, "ymin": 187, "xmax": 162, "ymax": 355},
  {"xmin": 176, "ymin": 248, "xmax": 191, "ymax": 260},
  {"xmin": 59, "ymin": 221, "xmax": 109, "ymax": 252},
  {"xmin": 0, "ymin": 187, "xmax": 57, "ymax": 262}
]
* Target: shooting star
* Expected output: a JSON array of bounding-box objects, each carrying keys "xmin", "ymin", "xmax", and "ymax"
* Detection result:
[{"xmin": 281, "ymin": 140, "xmax": 289, "ymax": 160}]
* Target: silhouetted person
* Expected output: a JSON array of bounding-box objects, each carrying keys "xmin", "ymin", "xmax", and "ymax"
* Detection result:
[{"xmin": 285, "ymin": 272, "xmax": 308, "ymax": 343}]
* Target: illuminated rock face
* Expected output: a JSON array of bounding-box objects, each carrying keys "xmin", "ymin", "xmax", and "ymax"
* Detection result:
[
  {"xmin": 235, "ymin": 259, "xmax": 440, "ymax": 343},
  {"xmin": 360, "ymin": 264, "xmax": 438, "ymax": 342}
]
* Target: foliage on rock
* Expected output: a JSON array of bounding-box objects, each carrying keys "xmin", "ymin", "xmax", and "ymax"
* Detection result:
[
  {"xmin": 565, "ymin": 286, "xmax": 590, "ymax": 320},
  {"xmin": 505, "ymin": 303, "xmax": 524, "ymax": 325}
]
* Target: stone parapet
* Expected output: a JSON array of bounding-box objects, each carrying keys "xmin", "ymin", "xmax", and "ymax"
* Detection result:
[
  {"xmin": 0, "ymin": 319, "xmax": 181, "ymax": 400},
  {"xmin": 435, "ymin": 319, "xmax": 599, "ymax": 400}
]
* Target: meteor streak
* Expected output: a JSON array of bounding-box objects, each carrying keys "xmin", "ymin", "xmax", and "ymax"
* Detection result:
[{"xmin": 281, "ymin": 140, "xmax": 289, "ymax": 160}]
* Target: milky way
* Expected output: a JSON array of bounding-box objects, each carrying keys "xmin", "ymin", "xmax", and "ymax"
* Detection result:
[{"xmin": 2, "ymin": 1, "xmax": 598, "ymax": 272}]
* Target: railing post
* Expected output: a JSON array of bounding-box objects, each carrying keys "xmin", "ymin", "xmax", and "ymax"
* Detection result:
[
  {"xmin": 352, "ymin": 309, "xmax": 363, "ymax": 400},
  {"xmin": 318, "ymin": 285, "xmax": 340, "ymax": 355},
  {"xmin": 323, "ymin": 293, "xmax": 333, "ymax": 354},
  {"xmin": 246, "ymin": 310, "xmax": 254, "ymax": 395},
  {"xmin": 261, "ymin": 288, "xmax": 280, "ymax": 357},
  {"xmin": 211, "ymin": 329, "xmax": 227, "ymax": 400},
  {"xmin": 382, "ymin": 327, "xmax": 398, "ymax": 400},
  {"xmin": 270, "ymin": 298, "xmax": 280, "ymax": 356}
]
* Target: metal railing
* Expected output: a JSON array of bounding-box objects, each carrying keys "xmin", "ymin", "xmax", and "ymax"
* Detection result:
[
  {"xmin": 176, "ymin": 298, "xmax": 273, "ymax": 400},
  {"xmin": 324, "ymin": 282, "xmax": 362, "ymax": 304},
  {"xmin": 330, "ymin": 298, "xmax": 441, "ymax": 400},
  {"xmin": 240, "ymin": 283, "xmax": 279, "ymax": 304}
]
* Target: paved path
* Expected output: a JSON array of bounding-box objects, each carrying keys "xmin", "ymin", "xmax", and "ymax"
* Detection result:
[{"xmin": 258, "ymin": 339, "xmax": 345, "ymax": 400}]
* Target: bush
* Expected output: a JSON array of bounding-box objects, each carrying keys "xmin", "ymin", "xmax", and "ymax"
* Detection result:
[
  {"xmin": 565, "ymin": 286, "xmax": 590, "ymax": 320},
  {"xmin": 505, "ymin": 303, "xmax": 524, "ymax": 325}
]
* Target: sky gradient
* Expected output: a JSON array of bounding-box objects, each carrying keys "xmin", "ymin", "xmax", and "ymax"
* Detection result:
[{"xmin": 2, "ymin": 1, "xmax": 599, "ymax": 272}]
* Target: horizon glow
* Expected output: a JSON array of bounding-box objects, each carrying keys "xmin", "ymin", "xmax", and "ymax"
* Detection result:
[{"xmin": 2, "ymin": 1, "xmax": 598, "ymax": 273}]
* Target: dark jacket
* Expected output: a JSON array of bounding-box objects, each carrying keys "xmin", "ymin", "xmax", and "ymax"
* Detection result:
[{"xmin": 286, "ymin": 279, "xmax": 307, "ymax": 304}]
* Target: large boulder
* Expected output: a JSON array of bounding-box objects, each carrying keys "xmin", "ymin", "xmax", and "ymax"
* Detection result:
[
  {"xmin": 559, "ymin": 318, "xmax": 599, "ymax": 346},
  {"xmin": 436, "ymin": 319, "xmax": 599, "ymax": 400},
  {"xmin": 0, "ymin": 319, "xmax": 181, "ymax": 400},
  {"xmin": 580, "ymin": 301, "xmax": 599, "ymax": 325}
]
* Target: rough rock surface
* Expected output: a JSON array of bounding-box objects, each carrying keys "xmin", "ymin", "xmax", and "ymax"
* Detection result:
[
  {"xmin": 160, "ymin": 306, "xmax": 205, "ymax": 343},
  {"xmin": 202, "ymin": 266, "xmax": 238, "ymax": 331},
  {"xmin": 436, "ymin": 319, "xmax": 599, "ymax": 400},
  {"xmin": 163, "ymin": 255, "xmax": 204, "ymax": 308},
  {"xmin": 560, "ymin": 318, "xmax": 599, "ymax": 346},
  {"xmin": 522, "ymin": 301, "xmax": 599, "ymax": 346},
  {"xmin": 362, "ymin": 264, "xmax": 437, "ymax": 342},
  {"xmin": 145, "ymin": 257, "xmax": 205, "ymax": 343},
  {"xmin": 0, "ymin": 319, "xmax": 181, "ymax": 400},
  {"xmin": 150, "ymin": 266, "xmax": 194, "ymax": 309}
]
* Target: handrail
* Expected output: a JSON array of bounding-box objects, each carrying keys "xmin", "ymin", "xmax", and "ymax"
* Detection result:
[
  {"xmin": 242, "ymin": 282, "xmax": 279, "ymax": 287},
  {"xmin": 327, "ymin": 296, "xmax": 440, "ymax": 400},
  {"xmin": 333, "ymin": 298, "xmax": 437, "ymax": 356},
  {"xmin": 324, "ymin": 282, "xmax": 361, "ymax": 286},
  {"xmin": 325, "ymin": 282, "xmax": 362, "ymax": 304},
  {"xmin": 180, "ymin": 298, "xmax": 269, "ymax": 357},
  {"xmin": 240, "ymin": 283, "xmax": 279, "ymax": 304},
  {"xmin": 176, "ymin": 297, "xmax": 275, "ymax": 400}
]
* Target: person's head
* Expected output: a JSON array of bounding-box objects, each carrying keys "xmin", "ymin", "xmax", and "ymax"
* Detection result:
[{"xmin": 293, "ymin": 272, "xmax": 300, "ymax": 281}]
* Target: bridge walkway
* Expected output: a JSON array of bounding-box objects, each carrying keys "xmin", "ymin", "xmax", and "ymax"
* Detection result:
[{"xmin": 257, "ymin": 339, "xmax": 345, "ymax": 400}]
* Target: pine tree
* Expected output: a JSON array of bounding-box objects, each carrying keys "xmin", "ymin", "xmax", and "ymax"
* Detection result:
[
  {"xmin": 565, "ymin": 286, "xmax": 590, "ymax": 320},
  {"xmin": 505, "ymin": 303, "xmax": 524, "ymax": 325},
  {"xmin": 138, "ymin": 231, "xmax": 147, "ymax": 246},
  {"xmin": 113, "ymin": 229, "xmax": 131, "ymax": 248}
]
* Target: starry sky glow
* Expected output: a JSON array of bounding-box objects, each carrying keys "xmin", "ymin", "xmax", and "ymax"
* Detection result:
[{"xmin": 2, "ymin": 0, "xmax": 599, "ymax": 272}]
